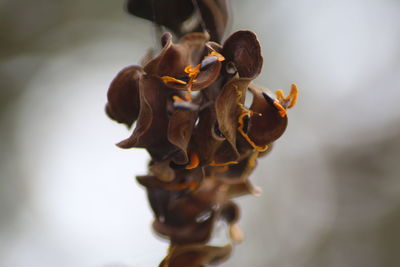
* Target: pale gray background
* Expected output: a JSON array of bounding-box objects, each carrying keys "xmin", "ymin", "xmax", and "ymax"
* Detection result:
[{"xmin": 1, "ymin": 0, "xmax": 400, "ymax": 266}]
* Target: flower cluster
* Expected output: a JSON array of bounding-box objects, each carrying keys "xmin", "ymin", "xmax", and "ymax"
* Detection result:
[{"xmin": 106, "ymin": 1, "xmax": 297, "ymax": 266}]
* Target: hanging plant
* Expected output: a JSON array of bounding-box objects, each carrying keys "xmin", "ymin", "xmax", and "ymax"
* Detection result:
[{"xmin": 106, "ymin": 1, "xmax": 298, "ymax": 266}]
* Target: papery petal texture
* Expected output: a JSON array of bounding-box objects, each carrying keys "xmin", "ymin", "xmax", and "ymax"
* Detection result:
[
  {"xmin": 222, "ymin": 30, "xmax": 263, "ymax": 79},
  {"xmin": 106, "ymin": 65, "xmax": 143, "ymax": 127},
  {"xmin": 247, "ymin": 85, "xmax": 288, "ymax": 147}
]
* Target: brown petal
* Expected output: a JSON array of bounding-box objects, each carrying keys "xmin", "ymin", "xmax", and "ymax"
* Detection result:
[
  {"xmin": 153, "ymin": 33, "xmax": 223, "ymax": 91},
  {"xmin": 152, "ymin": 177, "xmax": 227, "ymax": 244},
  {"xmin": 149, "ymin": 160, "xmax": 176, "ymax": 182},
  {"xmin": 117, "ymin": 75, "xmax": 179, "ymax": 162},
  {"xmin": 153, "ymin": 212, "xmax": 216, "ymax": 245},
  {"xmin": 179, "ymin": 32, "xmax": 211, "ymax": 64},
  {"xmin": 222, "ymin": 30, "xmax": 263, "ymax": 79},
  {"xmin": 117, "ymin": 74, "xmax": 201, "ymax": 163},
  {"xmin": 116, "ymin": 75, "xmax": 164, "ymax": 148},
  {"xmin": 216, "ymin": 150, "xmax": 258, "ymax": 179},
  {"xmin": 192, "ymin": 55, "xmax": 222, "ymax": 91},
  {"xmin": 137, "ymin": 167, "xmax": 205, "ymax": 220},
  {"xmin": 225, "ymin": 179, "xmax": 262, "ymax": 198},
  {"xmin": 212, "ymin": 140, "xmax": 240, "ymax": 164},
  {"xmin": 214, "ymin": 78, "xmax": 252, "ymax": 162},
  {"xmin": 196, "ymin": 0, "xmax": 229, "ymax": 42},
  {"xmin": 247, "ymin": 85, "xmax": 288, "ymax": 147},
  {"xmin": 211, "ymin": 151, "xmax": 261, "ymax": 198},
  {"xmin": 163, "ymin": 58, "xmax": 222, "ymax": 91},
  {"xmin": 136, "ymin": 175, "xmax": 173, "ymax": 220},
  {"xmin": 190, "ymin": 107, "xmax": 220, "ymax": 163},
  {"xmin": 145, "ymin": 32, "xmax": 209, "ymax": 78},
  {"xmin": 160, "ymin": 244, "xmax": 232, "ymax": 267},
  {"xmin": 190, "ymin": 106, "xmax": 239, "ymax": 165},
  {"xmin": 168, "ymin": 108, "xmax": 199, "ymax": 165},
  {"xmin": 200, "ymin": 73, "xmax": 224, "ymax": 101},
  {"xmin": 105, "ymin": 65, "xmax": 143, "ymax": 127},
  {"xmin": 215, "ymin": 78, "xmax": 245, "ymax": 142}
]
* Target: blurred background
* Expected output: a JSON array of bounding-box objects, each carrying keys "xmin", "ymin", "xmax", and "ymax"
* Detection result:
[{"xmin": 1, "ymin": 0, "xmax": 400, "ymax": 266}]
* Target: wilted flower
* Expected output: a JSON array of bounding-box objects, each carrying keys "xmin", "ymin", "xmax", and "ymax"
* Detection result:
[
  {"xmin": 106, "ymin": 2, "xmax": 297, "ymax": 265},
  {"xmin": 107, "ymin": 29, "xmax": 296, "ymax": 167}
]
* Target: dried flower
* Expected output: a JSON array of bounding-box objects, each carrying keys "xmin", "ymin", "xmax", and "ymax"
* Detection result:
[{"xmin": 106, "ymin": 1, "xmax": 298, "ymax": 266}]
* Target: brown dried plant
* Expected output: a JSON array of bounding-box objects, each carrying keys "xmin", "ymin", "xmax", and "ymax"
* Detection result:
[{"xmin": 106, "ymin": 1, "xmax": 298, "ymax": 266}]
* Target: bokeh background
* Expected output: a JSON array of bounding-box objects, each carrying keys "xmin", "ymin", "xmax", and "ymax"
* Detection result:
[{"xmin": 1, "ymin": 0, "xmax": 400, "ymax": 266}]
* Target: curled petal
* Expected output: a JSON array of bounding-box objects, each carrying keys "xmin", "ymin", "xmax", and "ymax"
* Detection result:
[
  {"xmin": 215, "ymin": 78, "xmax": 249, "ymax": 142},
  {"xmin": 212, "ymin": 150, "xmax": 258, "ymax": 181},
  {"xmin": 212, "ymin": 141, "xmax": 240, "ymax": 165},
  {"xmin": 117, "ymin": 75, "xmax": 180, "ymax": 162},
  {"xmin": 179, "ymin": 31, "xmax": 211, "ymax": 61},
  {"xmin": 196, "ymin": 0, "xmax": 230, "ymax": 42},
  {"xmin": 105, "ymin": 65, "xmax": 143, "ymax": 127},
  {"xmin": 222, "ymin": 30, "xmax": 263, "ymax": 79},
  {"xmin": 190, "ymin": 107, "xmax": 239, "ymax": 165},
  {"xmin": 145, "ymin": 32, "xmax": 209, "ymax": 78},
  {"xmin": 246, "ymin": 85, "xmax": 288, "ymax": 147},
  {"xmin": 225, "ymin": 179, "xmax": 262, "ymax": 198},
  {"xmin": 138, "ymin": 168, "xmax": 204, "ymax": 191},
  {"xmin": 190, "ymin": 107, "xmax": 221, "ymax": 164},
  {"xmin": 195, "ymin": 55, "xmax": 222, "ymax": 90},
  {"xmin": 146, "ymin": 32, "xmax": 223, "ymax": 91},
  {"xmin": 137, "ymin": 167, "xmax": 204, "ymax": 219},
  {"xmin": 153, "ymin": 212, "xmax": 216, "ymax": 245},
  {"xmin": 117, "ymin": 74, "xmax": 201, "ymax": 164},
  {"xmin": 162, "ymin": 60, "xmax": 222, "ymax": 91},
  {"xmin": 150, "ymin": 177, "xmax": 227, "ymax": 244},
  {"xmin": 210, "ymin": 151, "xmax": 262, "ymax": 198},
  {"xmin": 214, "ymin": 78, "xmax": 252, "ymax": 161},
  {"xmin": 168, "ymin": 108, "xmax": 199, "ymax": 165},
  {"xmin": 116, "ymin": 75, "xmax": 166, "ymax": 149}
]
